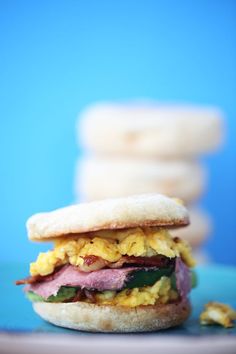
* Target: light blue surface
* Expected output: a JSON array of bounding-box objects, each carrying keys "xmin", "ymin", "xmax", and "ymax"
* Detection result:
[
  {"xmin": 0, "ymin": 1, "xmax": 236, "ymax": 265},
  {"xmin": 1, "ymin": 264, "xmax": 236, "ymax": 336}
]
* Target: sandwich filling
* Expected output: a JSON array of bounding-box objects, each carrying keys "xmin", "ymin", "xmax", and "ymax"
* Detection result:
[{"xmin": 16, "ymin": 227, "xmax": 196, "ymax": 307}]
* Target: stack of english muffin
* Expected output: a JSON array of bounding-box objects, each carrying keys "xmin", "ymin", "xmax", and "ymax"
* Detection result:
[{"xmin": 75, "ymin": 102, "xmax": 224, "ymax": 263}]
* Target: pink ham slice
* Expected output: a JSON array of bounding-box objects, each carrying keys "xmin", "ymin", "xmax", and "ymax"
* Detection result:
[
  {"xmin": 25, "ymin": 258, "xmax": 192, "ymax": 300},
  {"xmin": 25, "ymin": 265, "xmax": 142, "ymax": 299},
  {"xmin": 175, "ymin": 258, "xmax": 191, "ymax": 298}
]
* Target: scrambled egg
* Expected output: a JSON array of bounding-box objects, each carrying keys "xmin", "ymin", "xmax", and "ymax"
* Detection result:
[
  {"xmin": 95, "ymin": 276, "xmax": 178, "ymax": 307},
  {"xmin": 30, "ymin": 227, "xmax": 195, "ymax": 276},
  {"xmin": 200, "ymin": 302, "xmax": 236, "ymax": 328}
]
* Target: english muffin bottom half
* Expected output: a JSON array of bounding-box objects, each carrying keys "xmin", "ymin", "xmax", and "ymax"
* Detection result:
[{"xmin": 16, "ymin": 194, "xmax": 196, "ymax": 332}]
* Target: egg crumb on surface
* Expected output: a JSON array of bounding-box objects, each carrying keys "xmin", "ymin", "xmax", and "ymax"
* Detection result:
[
  {"xmin": 30, "ymin": 227, "xmax": 195, "ymax": 277},
  {"xmin": 200, "ymin": 302, "xmax": 236, "ymax": 328},
  {"xmin": 94, "ymin": 276, "xmax": 178, "ymax": 307}
]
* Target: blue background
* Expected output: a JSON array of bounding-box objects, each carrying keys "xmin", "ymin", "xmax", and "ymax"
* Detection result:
[{"xmin": 0, "ymin": 0, "xmax": 235, "ymax": 265}]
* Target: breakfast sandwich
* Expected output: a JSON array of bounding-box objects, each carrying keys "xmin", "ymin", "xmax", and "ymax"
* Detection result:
[{"xmin": 16, "ymin": 194, "xmax": 196, "ymax": 332}]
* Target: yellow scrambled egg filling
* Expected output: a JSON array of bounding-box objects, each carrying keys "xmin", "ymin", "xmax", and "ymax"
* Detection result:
[
  {"xmin": 30, "ymin": 227, "xmax": 195, "ymax": 276},
  {"xmin": 94, "ymin": 276, "xmax": 178, "ymax": 307},
  {"xmin": 200, "ymin": 302, "xmax": 236, "ymax": 328}
]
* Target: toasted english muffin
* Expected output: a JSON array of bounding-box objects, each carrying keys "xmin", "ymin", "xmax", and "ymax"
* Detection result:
[
  {"xmin": 27, "ymin": 194, "xmax": 189, "ymax": 241},
  {"xmin": 76, "ymin": 156, "xmax": 206, "ymax": 203},
  {"xmin": 78, "ymin": 102, "xmax": 224, "ymax": 157},
  {"xmin": 33, "ymin": 297, "xmax": 191, "ymax": 332}
]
